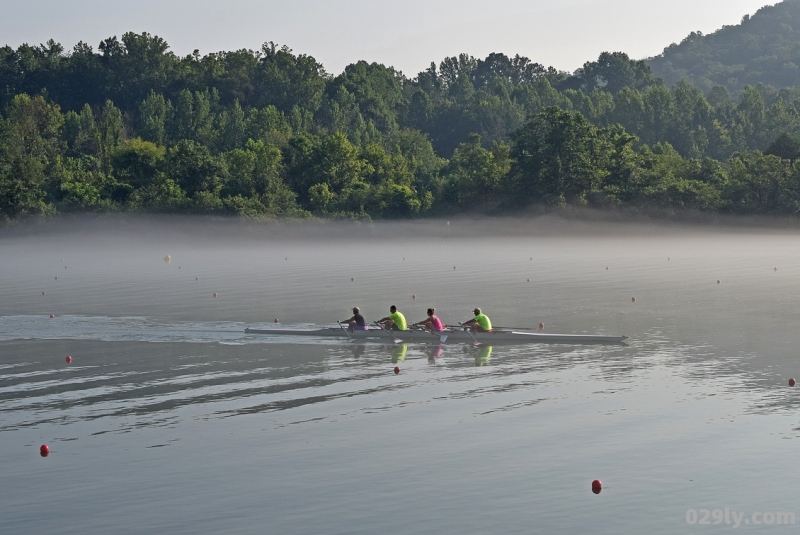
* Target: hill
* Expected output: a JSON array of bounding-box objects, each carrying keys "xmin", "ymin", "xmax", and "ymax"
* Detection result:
[{"xmin": 648, "ymin": 0, "xmax": 800, "ymax": 93}]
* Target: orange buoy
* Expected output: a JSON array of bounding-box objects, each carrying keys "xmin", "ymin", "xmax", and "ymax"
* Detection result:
[
  {"xmin": 66, "ymin": 355, "xmax": 72, "ymax": 364},
  {"xmin": 591, "ymin": 480, "xmax": 602, "ymax": 494},
  {"xmin": 394, "ymin": 366, "xmax": 400, "ymax": 375},
  {"xmin": 790, "ymin": 378, "xmax": 796, "ymax": 387},
  {"xmin": 40, "ymin": 444, "xmax": 50, "ymax": 457}
]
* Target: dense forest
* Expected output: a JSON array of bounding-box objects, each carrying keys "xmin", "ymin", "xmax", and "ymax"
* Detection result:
[
  {"xmin": 4, "ymin": 1, "xmax": 800, "ymax": 222},
  {"xmin": 649, "ymin": 0, "xmax": 800, "ymax": 94}
]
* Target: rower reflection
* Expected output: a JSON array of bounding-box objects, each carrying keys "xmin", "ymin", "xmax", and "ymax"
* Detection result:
[
  {"xmin": 475, "ymin": 345, "xmax": 493, "ymax": 366},
  {"xmin": 426, "ymin": 344, "xmax": 443, "ymax": 364},
  {"xmin": 391, "ymin": 343, "xmax": 408, "ymax": 363}
]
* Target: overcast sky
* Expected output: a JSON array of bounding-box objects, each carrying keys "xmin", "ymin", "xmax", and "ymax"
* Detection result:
[{"xmin": 0, "ymin": 0, "xmax": 776, "ymax": 76}]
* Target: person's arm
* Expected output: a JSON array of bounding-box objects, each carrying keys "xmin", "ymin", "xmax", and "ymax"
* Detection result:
[
  {"xmin": 463, "ymin": 318, "xmax": 477, "ymax": 326},
  {"xmin": 341, "ymin": 315, "xmax": 355, "ymax": 323},
  {"xmin": 377, "ymin": 316, "xmax": 390, "ymax": 323}
]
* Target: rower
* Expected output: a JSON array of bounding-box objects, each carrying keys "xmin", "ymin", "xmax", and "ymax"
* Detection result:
[
  {"xmin": 412, "ymin": 308, "xmax": 445, "ymax": 332},
  {"xmin": 341, "ymin": 307, "xmax": 368, "ymax": 331},
  {"xmin": 378, "ymin": 305, "xmax": 407, "ymax": 332},
  {"xmin": 462, "ymin": 308, "xmax": 492, "ymax": 332}
]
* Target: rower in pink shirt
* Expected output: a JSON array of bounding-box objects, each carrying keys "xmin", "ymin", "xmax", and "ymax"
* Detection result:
[{"xmin": 413, "ymin": 308, "xmax": 445, "ymax": 332}]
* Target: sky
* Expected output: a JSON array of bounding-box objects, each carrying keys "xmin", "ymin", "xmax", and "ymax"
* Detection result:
[{"xmin": 0, "ymin": 0, "xmax": 777, "ymax": 76}]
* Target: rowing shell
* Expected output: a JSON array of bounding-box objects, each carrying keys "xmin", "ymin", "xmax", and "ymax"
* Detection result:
[{"xmin": 244, "ymin": 327, "xmax": 628, "ymax": 344}]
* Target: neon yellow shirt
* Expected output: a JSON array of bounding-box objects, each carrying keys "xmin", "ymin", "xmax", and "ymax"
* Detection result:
[
  {"xmin": 474, "ymin": 313, "xmax": 492, "ymax": 331},
  {"xmin": 389, "ymin": 311, "xmax": 407, "ymax": 331}
]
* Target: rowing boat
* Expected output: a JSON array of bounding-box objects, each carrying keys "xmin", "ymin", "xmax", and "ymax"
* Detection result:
[{"xmin": 244, "ymin": 326, "xmax": 628, "ymax": 344}]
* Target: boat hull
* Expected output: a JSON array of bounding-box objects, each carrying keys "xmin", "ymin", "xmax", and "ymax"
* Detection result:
[{"xmin": 244, "ymin": 327, "xmax": 627, "ymax": 344}]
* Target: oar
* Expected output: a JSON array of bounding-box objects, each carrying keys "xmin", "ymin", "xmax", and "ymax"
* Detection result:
[
  {"xmin": 337, "ymin": 321, "xmax": 354, "ymax": 341},
  {"xmin": 458, "ymin": 322, "xmax": 482, "ymax": 346},
  {"xmin": 374, "ymin": 322, "xmax": 403, "ymax": 344}
]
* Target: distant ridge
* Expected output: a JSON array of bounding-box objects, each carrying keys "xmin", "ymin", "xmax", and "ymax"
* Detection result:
[{"xmin": 648, "ymin": 0, "xmax": 800, "ymax": 93}]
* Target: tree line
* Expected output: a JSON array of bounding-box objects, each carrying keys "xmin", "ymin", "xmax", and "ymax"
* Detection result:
[{"xmin": 4, "ymin": 32, "xmax": 800, "ymax": 222}]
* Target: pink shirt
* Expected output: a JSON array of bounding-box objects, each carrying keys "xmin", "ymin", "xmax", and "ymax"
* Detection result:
[{"xmin": 430, "ymin": 315, "xmax": 443, "ymax": 332}]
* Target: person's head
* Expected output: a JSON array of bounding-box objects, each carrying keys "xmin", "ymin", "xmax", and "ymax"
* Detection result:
[
  {"xmin": 427, "ymin": 308, "xmax": 434, "ymax": 316},
  {"xmin": 390, "ymin": 305, "xmax": 397, "ymax": 313},
  {"xmin": 473, "ymin": 308, "xmax": 481, "ymax": 316},
  {"xmin": 352, "ymin": 307, "xmax": 360, "ymax": 314}
]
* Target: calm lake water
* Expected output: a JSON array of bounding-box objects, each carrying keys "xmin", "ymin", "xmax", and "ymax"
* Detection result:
[{"xmin": 1, "ymin": 216, "xmax": 799, "ymax": 534}]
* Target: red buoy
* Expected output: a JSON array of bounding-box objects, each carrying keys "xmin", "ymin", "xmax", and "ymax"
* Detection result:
[
  {"xmin": 66, "ymin": 355, "xmax": 72, "ymax": 364},
  {"xmin": 539, "ymin": 322, "xmax": 545, "ymax": 330},
  {"xmin": 591, "ymin": 480, "xmax": 602, "ymax": 494},
  {"xmin": 394, "ymin": 366, "xmax": 400, "ymax": 375},
  {"xmin": 790, "ymin": 378, "xmax": 796, "ymax": 387},
  {"xmin": 40, "ymin": 444, "xmax": 50, "ymax": 457},
  {"xmin": 49, "ymin": 314, "xmax": 55, "ymax": 318}
]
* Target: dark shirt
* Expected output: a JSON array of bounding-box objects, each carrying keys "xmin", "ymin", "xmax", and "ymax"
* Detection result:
[{"xmin": 354, "ymin": 313, "xmax": 366, "ymax": 326}]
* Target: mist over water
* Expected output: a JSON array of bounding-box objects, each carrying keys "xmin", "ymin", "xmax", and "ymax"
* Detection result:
[{"xmin": 2, "ymin": 215, "xmax": 799, "ymax": 533}]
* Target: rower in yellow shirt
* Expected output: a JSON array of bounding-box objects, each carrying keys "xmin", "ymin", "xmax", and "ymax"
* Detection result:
[
  {"xmin": 462, "ymin": 308, "xmax": 492, "ymax": 332},
  {"xmin": 378, "ymin": 305, "xmax": 407, "ymax": 332}
]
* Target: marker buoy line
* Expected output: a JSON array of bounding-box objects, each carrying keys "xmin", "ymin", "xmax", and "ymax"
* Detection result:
[
  {"xmin": 40, "ymin": 444, "xmax": 50, "ymax": 457},
  {"xmin": 591, "ymin": 480, "xmax": 602, "ymax": 494},
  {"xmin": 66, "ymin": 355, "xmax": 72, "ymax": 364},
  {"xmin": 790, "ymin": 378, "xmax": 796, "ymax": 387},
  {"xmin": 394, "ymin": 366, "xmax": 400, "ymax": 375}
]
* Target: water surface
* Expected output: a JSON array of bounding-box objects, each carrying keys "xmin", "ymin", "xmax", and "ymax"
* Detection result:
[{"xmin": 1, "ymin": 217, "xmax": 799, "ymax": 533}]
